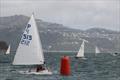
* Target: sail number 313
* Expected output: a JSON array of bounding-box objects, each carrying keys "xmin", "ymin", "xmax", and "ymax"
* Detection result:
[{"xmin": 20, "ymin": 34, "xmax": 32, "ymax": 46}]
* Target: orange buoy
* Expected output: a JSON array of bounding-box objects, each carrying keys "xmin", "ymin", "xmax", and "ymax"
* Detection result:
[{"xmin": 60, "ymin": 56, "xmax": 71, "ymax": 76}]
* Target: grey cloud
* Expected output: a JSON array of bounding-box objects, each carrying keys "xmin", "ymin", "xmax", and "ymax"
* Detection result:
[{"xmin": 0, "ymin": 0, "xmax": 120, "ymax": 31}]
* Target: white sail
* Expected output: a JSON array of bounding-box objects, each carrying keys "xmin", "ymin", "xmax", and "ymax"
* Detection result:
[
  {"xmin": 13, "ymin": 14, "xmax": 44, "ymax": 65},
  {"xmin": 6, "ymin": 45, "xmax": 10, "ymax": 54},
  {"xmin": 95, "ymin": 46, "xmax": 100, "ymax": 54},
  {"xmin": 76, "ymin": 41, "xmax": 85, "ymax": 57}
]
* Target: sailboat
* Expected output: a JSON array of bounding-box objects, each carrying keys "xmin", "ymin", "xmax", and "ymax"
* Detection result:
[
  {"xmin": 95, "ymin": 46, "xmax": 100, "ymax": 54},
  {"xmin": 75, "ymin": 40, "xmax": 86, "ymax": 59},
  {"xmin": 12, "ymin": 14, "xmax": 52, "ymax": 75},
  {"xmin": 6, "ymin": 45, "xmax": 10, "ymax": 54}
]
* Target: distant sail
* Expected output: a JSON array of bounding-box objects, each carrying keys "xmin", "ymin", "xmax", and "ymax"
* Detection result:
[
  {"xmin": 95, "ymin": 46, "xmax": 100, "ymax": 54},
  {"xmin": 76, "ymin": 41, "xmax": 85, "ymax": 58},
  {"xmin": 13, "ymin": 14, "xmax": 44, "ymax": 65},
  {"xmin": 6, "ymin": 45, "xmax": 10, "ymax": 54}
]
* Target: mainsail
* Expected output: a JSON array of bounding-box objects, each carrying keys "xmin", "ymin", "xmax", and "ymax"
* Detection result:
[
  {"xmin": 13, "ymin": 14, "xmax": 44, "ymax": 65},
  {"xmin": 76, "ymin": 41, "xmax": 85, "ymax": 57},
  {"xmin": 6, "ymin": 45, "xmax": 10, "ymax": 54}
]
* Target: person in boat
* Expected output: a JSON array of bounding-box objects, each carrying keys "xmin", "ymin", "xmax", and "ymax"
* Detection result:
[{"xmin": 36, "ymin": 65, "xmax": 46, "ymax": 72}]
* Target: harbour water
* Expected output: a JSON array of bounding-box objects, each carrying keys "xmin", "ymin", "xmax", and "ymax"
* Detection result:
[{"xmin": 0, "ymin": 52, "xmax": 120, "ymax": 80}]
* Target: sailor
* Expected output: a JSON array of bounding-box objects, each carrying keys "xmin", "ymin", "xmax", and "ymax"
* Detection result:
[{"xmin": 36, "ymin": 65, "xmax": 45, "ymax": 72}]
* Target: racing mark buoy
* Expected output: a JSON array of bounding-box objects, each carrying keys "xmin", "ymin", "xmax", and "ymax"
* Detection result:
[{"xmin": 60, "ymin": 56, "xmax": 71, "ymax": 76}]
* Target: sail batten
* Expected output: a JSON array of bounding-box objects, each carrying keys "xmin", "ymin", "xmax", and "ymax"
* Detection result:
[{"xmin": 13, "ymin": 14, "xmax": 44, "ymax": 65}]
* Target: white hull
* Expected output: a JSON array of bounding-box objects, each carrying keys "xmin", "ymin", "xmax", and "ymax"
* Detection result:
[
  {"xmin": 19, "ymin": 69, "xmax": 52, "ymax": 75},
  {"xmin": 75, "ymin": 56, "xmax": 87, "ymax": 60},
  {"xmin": 81, "ymin": 57, "xmax": 87, "ymax": 60}
]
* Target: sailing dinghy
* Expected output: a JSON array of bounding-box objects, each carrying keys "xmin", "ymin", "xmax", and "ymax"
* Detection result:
[
  {"xmin": 95, "ymin": 46, "xmax": 100, "ymax": 55},
  {"xmin": 75, "ymin": 40, "xmax": 86, "ymax": 59},
  {"xmin": 12, "ymin": 14, "xmax": 52, "ymax": 75},
  {"xmin": 6, "ymin": 45, "xmax": 10, "ymax": 54}
]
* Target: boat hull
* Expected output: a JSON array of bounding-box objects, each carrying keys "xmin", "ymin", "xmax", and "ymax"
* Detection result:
[
  {"xmin": 75, "ymin": 56, "xmax": 87, "ymax": 60},
  {"xmin": 19, "ymin": 69, "xmax": 52, "ymax": 75}
]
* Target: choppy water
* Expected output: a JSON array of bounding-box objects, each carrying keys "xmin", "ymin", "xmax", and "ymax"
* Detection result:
[{"xmin": 0, "ymin": 52, "xmax": 120, "ymax": 80}]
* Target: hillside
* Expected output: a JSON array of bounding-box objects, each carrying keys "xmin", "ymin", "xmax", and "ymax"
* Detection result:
[{"xmin": 0, "ymin": 15, "xmax": 120, "ymax": 53}]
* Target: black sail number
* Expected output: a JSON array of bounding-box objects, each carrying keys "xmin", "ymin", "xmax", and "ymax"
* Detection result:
[
  {"xmin": 21, "ymin": 34, "xmax": 32, "ymax": 45},
  {"xmin": 23, "ymin": 34, "xmax": 32, "ymax": 40}
]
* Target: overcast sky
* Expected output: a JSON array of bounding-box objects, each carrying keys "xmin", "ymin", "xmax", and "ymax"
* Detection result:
[{"xmin": 0, "ymin": 0, "xmax": 120, "ymax": 31}]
